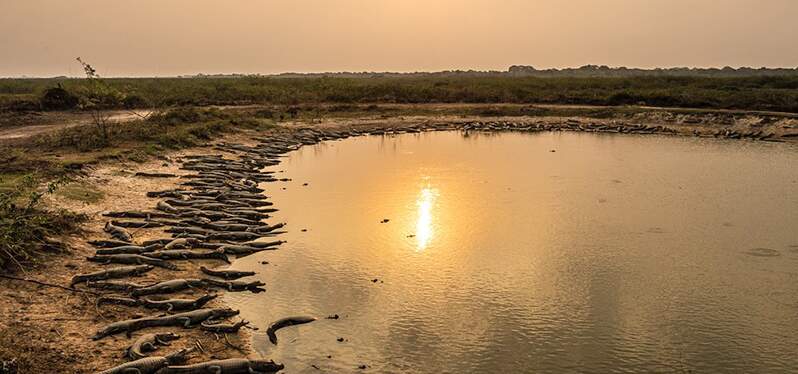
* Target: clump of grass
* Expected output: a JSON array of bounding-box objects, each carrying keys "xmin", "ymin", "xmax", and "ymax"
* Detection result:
[
  {"xmin": 56, "ymin": 183, "xmax": 104, "ymax": 204},
  {"xmin": 0, "ymin": 175, "xmax": 86, "ymax": 272}
]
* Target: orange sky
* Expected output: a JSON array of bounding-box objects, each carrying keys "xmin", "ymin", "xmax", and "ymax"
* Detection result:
[{"xmin": 1, "ymin": 0, "xmax": 796, "ymax": 77}]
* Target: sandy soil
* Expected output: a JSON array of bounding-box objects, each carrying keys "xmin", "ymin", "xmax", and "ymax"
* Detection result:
[{"xmin": 0, "ymin": 132, "xmax": 262, "ymax": 373}]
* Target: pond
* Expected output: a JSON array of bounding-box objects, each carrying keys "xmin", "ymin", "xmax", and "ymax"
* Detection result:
[{"xmin": 225, "ymin": 131, "xmax": 798, "ymax": 373}]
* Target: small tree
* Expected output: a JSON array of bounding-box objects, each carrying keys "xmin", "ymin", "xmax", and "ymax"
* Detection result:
[{"xmin": 76, "ymin": 57, "xmax": 123, "ymax": 145}]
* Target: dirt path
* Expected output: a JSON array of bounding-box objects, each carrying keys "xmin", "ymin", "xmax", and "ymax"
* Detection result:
[{"xmin": 0, "ymin": 109, "xmax": 152, "ymax": 142}]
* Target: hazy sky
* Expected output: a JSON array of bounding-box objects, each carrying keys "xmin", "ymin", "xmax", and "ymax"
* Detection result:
[{"xmin": 1, "ymin": 0, "xmax": 797, "ymax": 77}]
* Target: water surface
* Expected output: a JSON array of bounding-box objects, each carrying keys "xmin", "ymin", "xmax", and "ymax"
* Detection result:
[{"xmin": 226, "ymin": 131, "xmax": 798, "ymax": 373}]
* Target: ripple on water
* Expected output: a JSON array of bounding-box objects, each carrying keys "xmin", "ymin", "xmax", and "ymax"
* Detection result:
[{"xmin": 743, "ymin": 248, "xmax": 781, "ymax": 257}]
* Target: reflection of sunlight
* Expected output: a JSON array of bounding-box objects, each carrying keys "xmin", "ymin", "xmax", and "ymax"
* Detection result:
[{"xmin": 416, "ymin": 186, "xmax": 438, "ymax": 250}]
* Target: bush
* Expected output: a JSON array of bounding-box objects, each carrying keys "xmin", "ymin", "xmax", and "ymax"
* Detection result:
[
  {"xmin": 40, "ymin": 86, "xmax": 79, "ymax": 110},
  {"xmin": 122, "ymin": 94, "xmax": 149, "ymax": 109},
  {"xmin": 0, "ymin": 175, "xmax": 86, "ymax": 272}
]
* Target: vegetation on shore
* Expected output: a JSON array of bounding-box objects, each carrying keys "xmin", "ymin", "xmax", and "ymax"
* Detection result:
[
  {"xmin": 0, "ymin": 106, "xmax": 275, "ymax": 272},
  {"xmin": 0, "ymin": 174, "xmax": 85, "ymax": 271},
  {"xmin": 2, "ymin": 75, "xmax": 798, "ymax": 114}
]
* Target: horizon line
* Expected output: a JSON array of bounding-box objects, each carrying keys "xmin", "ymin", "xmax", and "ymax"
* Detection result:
[{"xmin": 3, "ymin": 64, "xmax": 798, "ymax": 79}]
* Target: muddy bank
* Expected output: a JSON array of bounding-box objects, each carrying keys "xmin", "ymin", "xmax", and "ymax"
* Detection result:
[
  {"xmin": 0, "ymin": 113, "xmax": 796, "ymax": 373},
  {"xmin": 0, "ymin": 132, "xmax": 266, "ymax": 373},
  {"xmin": 3, "ymin": 103, "xmax": 797, "ymax": 144}
]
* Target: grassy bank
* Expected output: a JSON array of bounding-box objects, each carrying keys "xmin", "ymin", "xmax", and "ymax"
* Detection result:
[
  {"xmin": 2, "ymin": 75, "xmax": 798, "ymax": 113},
  {"xmin": 0, "ymin": 106, "xmax": 275, "ymax": 272}
]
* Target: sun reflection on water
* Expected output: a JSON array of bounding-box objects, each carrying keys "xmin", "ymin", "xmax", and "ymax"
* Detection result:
[{"xmin": 415, "ymin": 186, "xmax": 438, "ymax": 250}]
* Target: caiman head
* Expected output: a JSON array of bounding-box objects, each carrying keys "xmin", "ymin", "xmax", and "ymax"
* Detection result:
[
  {"xmin": 250, "ymin": 359, "xmax": 285, "ymax": 373},
  {"xmin": 212, "ymin": 249, "xmax": 231, "ymax": 263},
  {"xmin": 194, "ymin": 294, "xmax": 219, "ymax": 307},
  {"xmin": 210, "ymin": 308, "xmax": 240, "ymax": 319},
  {"xmin": 155, "ymin": 332, "xmax": 181, "ymax": 344}
]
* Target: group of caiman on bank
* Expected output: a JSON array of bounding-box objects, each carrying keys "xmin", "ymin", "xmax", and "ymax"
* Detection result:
[{"xmin": 73, "ymin": 129, "xmax": 341, "ymax": 374}]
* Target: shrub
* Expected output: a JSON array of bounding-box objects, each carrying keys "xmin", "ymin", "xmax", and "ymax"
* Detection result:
[
  {"xmin": 0, "ymin": 175, "xmax": 86, "ymax": 272},
  {"xmin": 122, "ymin": 94, "xmax": 149, "ymax": 109},
  {"xmin": 40, "ymin": 85, "xmax": 79, "ymax": 110}
]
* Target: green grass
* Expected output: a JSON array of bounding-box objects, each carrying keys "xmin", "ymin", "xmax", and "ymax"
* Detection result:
[
  {"xmin": 2, "ymin": 75, "xmax": 798, "ymax": 113},
  {"xmin": 56, "ymin": 183, "xmax": 104, "ymax": 204}
]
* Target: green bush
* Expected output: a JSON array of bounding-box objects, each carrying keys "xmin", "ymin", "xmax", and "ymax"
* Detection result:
[
  {"xmin": 0, "ymin": 175, "xmax": 86, "ymax": 271},
  {"xmin": 40, "ymin": 86, "xmax": 79, "ymax": 110},
  {"xmin": 122, "ymin": 94, "xmax": 149, "ymax": 109}
]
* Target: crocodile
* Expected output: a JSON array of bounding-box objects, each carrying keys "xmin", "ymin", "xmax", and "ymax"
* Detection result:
[
  {"xmin": 240, "ymin": 240, "xmax": 285, "ymax": 249},
  {"xmin": 97, "ymin": 347, "xmax": 195, "ymax": 374},
  {"xmin": 249, "ymin": 223, "xmax": 286, "ymax": 234},
  {"xmin": 159, "ymin": 358, "xmax": 284, "ymax": 374},
  {"xmin": 164, "ymin": 238, "xmax": 200, "ymax": 250},
  {"xmin": 170, "ymin": 233, "xmax": 208, "ymax": 241},
  {"xmin": 105, "ymin": 221, "xmax": 133, "ymax": 242},
  {"xmin": 97, "ymin": 296, "xmax": 142, "ymax": 307},
  {"xmin": 216, "ymin": 245, "xmax": 273, "ymax": 257},
  {"xmin": 207, "ymin": 231, "xmax": 262, "ymax": 242},
  {"xmin": 199, "ymin": 266, "xmax": 255, "ymax": 280},
  {"xmin": 157, "ymin": 200, "xmax": 181, "ymax": 214},
  {"xmin": 265, "ymin": 316, "xmax": 316, "ymax": 344},
  {"xmin": 111, "ymin": 220, "xmax": 165, "ymax": 229},
  {"xmin": 202, "ymin": 278, "xmax": 265, "ymax": 293},
  {"xmin": 69, "ymin": 265, "xmax": 154, "ymax": 286},
  {"xmin": 144, "ymin": 249, "xmax": 230, "ymax": 263},
  {"xmin": 87, "ymin": 254, "xmax": 179, "ymax": 270},
  {"xmin": 86, "ymin": 280, "xmax": 147, "ymax": 292},
  {"xmin": 199, "ymin": 320, "xmax": 249, "ymax": 334},
  {"xmin": 93, "ymin": 308, "xmax": 239, "ymax": 340},
  {"xmin": 131, "ymin": 279, "xmax": 207, "ymax": 297},
  {"xmin": 147, "ymin": 189, "xmax": 191, "ymax": 198},
  {"xmin": 165, "ymin": 227, "xmax": 211, "ymax": 236},
  {"xmin": 203, "ymin": 223, "xmax": 255, "ymax": 232},
  {"xmin": 95, "ymin": 244, "xmax": 161, "ymax": 255},
  {"xmin": 89, "ymin": 239, "xmax": 138, "ymax": 248},
  {"xmin": 143, "ymin": 238, "xmax": 178, "ymax": 246},
  {"xmin": 103, "ymin": 210, "xmax": 176, "ymax": 219},
  {"xmin": 125, "ymin": 332, "xmax": 181, "ymax": 360},
  {"xmin": 140, "ymin": 294, "xmax": 218, "ymax": 312}
]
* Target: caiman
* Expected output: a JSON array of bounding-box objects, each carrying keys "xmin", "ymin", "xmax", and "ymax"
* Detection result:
[
  {"xmin": 125, "ymin": 332, "xmax": 180, "ymax": 360},
  {"xmin": 94, "ymin": 244, "xmax": 161, "ymax": 255},
  {"xmin": 140, "ymin": 294, "xmax": 218, "ymax": 312},
  {"xmin": 92, "ymin": 308, "xmax": 239, "ymax": 340},
  {"xmin": 104, "ymin": 221, "xmax": 133, "ymax": 242},
  {"xmin": 199, "ymin": 320, "xmax": 249, "ymax": 334},
  {"xmin": 131, "ymin": 279, "xmax": 206, "ymax": 297},
  {"xmin": 86, "ymin": 280, "xmax": 147, "ymax": 293},
  {"xmin": 202, "ymin": 278, "xmax": 265, "ymax": 293},
  {"xmin": 144, "ymin": 249, "xmax": 230, "ymax": 263},
  {"xmin": 87, "ymin": 254, "xmax": 179, "ymax": 270},
  {"xmin": 159, "ymin": 358, "xmax": 284, "ymax": 374},
  {"xmin": 69, "ymin": 265, "xmax": 154, "ymax": 286},
  {"xmin": 96, "ymin": 347, "xmax": 194, "ymax": 374},
  {"xmin": 199, "ymin": 266, "xmax": 255, "ymax": 280},
  {"xmin": 265, "ymin": 316, "xmax": 316, "ymax": 345}
]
